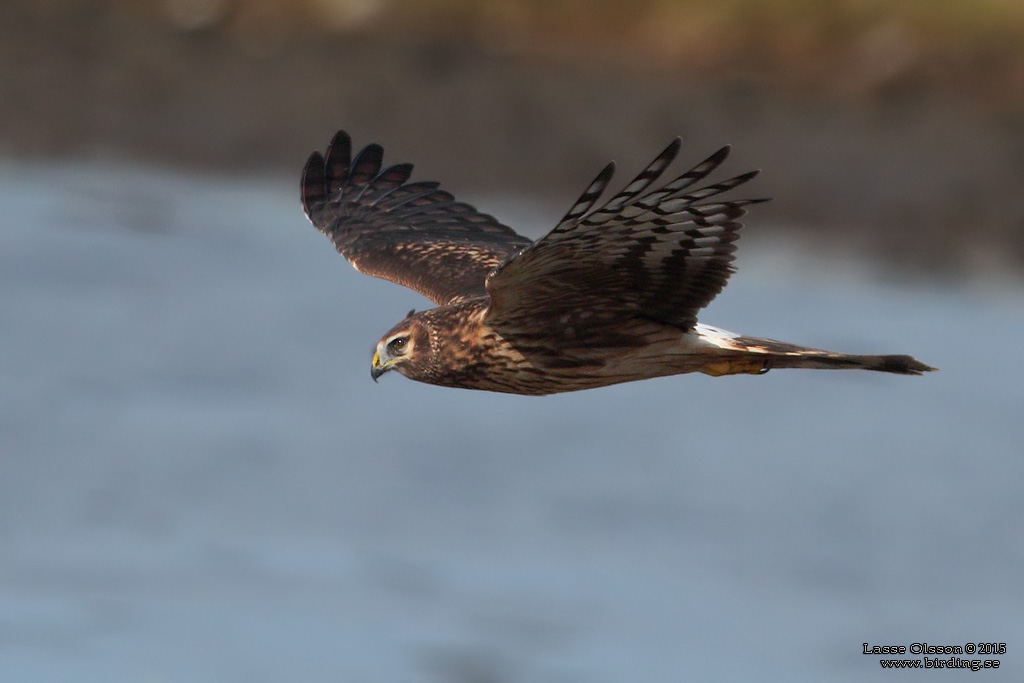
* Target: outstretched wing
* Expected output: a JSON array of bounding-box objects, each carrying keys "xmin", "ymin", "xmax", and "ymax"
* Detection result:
[
  {"xmin": 302, "ymin": 131, "xmax": 532, "ymax": 306},
  {"xmin": 485, "ymin": 139, "xmax": 768, "ymax": 344}
]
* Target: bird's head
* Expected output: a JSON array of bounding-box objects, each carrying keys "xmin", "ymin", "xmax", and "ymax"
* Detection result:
[{"xmin": 371, "ymin": 309, "xmax": 432, "ymax": 383}]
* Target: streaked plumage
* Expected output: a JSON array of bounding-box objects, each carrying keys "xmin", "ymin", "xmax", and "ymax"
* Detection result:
[{"xmin": 301, "ymin": 131, "xmax": 935, "ymax": 395}]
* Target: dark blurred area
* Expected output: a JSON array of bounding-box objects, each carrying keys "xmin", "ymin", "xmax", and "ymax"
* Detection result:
[{"xmin": 3, "ymin": 0, "xmax": 1024, "ymax": 270}]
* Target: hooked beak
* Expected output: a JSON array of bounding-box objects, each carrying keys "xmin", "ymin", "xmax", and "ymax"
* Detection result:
[{"xmin": 370, "ymin": 351, "xmax": 389, "ymax": 383}]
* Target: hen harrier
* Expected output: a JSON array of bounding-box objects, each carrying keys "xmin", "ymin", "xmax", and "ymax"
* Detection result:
[{"xmin": 301, "ymin": 131, "xmax": 934, "ymax": 395}]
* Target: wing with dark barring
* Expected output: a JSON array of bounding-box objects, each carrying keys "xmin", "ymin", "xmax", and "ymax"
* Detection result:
[
  {"xmin": 485, "ymin": 139, "xmax": 769, "ymax": 347},
  {"xmin": 302, "ymin": 131, "xmax": 532, "ymax": 306}
]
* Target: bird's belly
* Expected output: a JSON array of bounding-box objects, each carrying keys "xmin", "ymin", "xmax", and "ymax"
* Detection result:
[
  {"xmin": 432, "ymin": 321, "xmax": 733, "ymax": 395},
  {"xmin": 501, "ymin": 325, "xmax": 717, "ymax": 393}
]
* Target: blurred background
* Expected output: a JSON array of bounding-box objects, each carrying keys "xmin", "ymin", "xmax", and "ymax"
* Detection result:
[{"xmin": 2, "ymin": 1, "xmax": 1022, "ymax": 681}]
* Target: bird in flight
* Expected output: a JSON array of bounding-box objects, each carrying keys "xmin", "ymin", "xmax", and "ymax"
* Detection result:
[{"xmin": 301, "ymin": 131, "xmax": 935, "ymax": 395}]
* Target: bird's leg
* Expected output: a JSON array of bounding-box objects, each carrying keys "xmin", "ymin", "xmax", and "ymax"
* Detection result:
[{"xmin": 700, "ymin": 356, "xmax": 772, "ymax": 377}]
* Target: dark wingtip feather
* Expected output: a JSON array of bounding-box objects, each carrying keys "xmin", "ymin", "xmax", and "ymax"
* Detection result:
[
  {"xmin": 350, "ymin": 143, "xmax": 385, "ymax": 186},
  {"xmin": 301, "ymin": 151, "xmax": 327, "ymax": 218},
  {"xmin": 710, "ymin": 169, "xmax": 761, "ymax": 195},
  {"xmin": 324, "ymin": 131, "xmax": 352, "ymax": 194},
  {"xmin": 652, "ymin": 145, "xmax": 735, "ymax": 199},
  {"xmin": 661, "ymin": 137, "xmax": 683, "ymax": 163},
  {"xmin": 327, "ymin": 129, "xmax": 351, "ymax": 155},
  {"xmin": 372, "ymin": 163, "xmax": 414, "ymax": 191},
  {"xmin": 553, "ymin": 161, "xmax": 617, "ymax": 229},
  {"xmin": 696, "ymin": 145, "xmax": 732, "ymax": 174}
]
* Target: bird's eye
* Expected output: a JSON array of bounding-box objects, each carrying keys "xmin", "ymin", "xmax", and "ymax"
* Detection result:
[{"xmin": 387, "ymin": 336, "xmax": 408, "ymax": 355}]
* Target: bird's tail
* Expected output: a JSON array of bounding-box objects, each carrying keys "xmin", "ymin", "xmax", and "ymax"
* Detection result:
[
  {"xmin": 758, "ymin": 349, "xmax": 937, "ymax": 375},
  {"xmin": 699, "ymin": 333, "xmax": 937, "ymax": 376}
]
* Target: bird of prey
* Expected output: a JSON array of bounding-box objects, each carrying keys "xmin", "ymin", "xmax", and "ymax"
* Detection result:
[{"xmin": 301, "ymin": 131, "xmax": 935, "ymax": 395}]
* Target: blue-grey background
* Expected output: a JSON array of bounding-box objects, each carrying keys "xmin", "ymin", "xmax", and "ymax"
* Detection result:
[
  {"xmin": 2, "ymin": 161, "xmax": 1021, "ymax": 682},
  {"xmin": 3, "ymin": 1, "xmax": 1024, "ymax": 681}
]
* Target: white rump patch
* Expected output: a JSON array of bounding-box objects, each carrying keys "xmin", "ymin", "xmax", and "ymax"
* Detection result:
[{"xmin": 694, "ymin": 323, "xmax": 742, "ymax": 350}]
